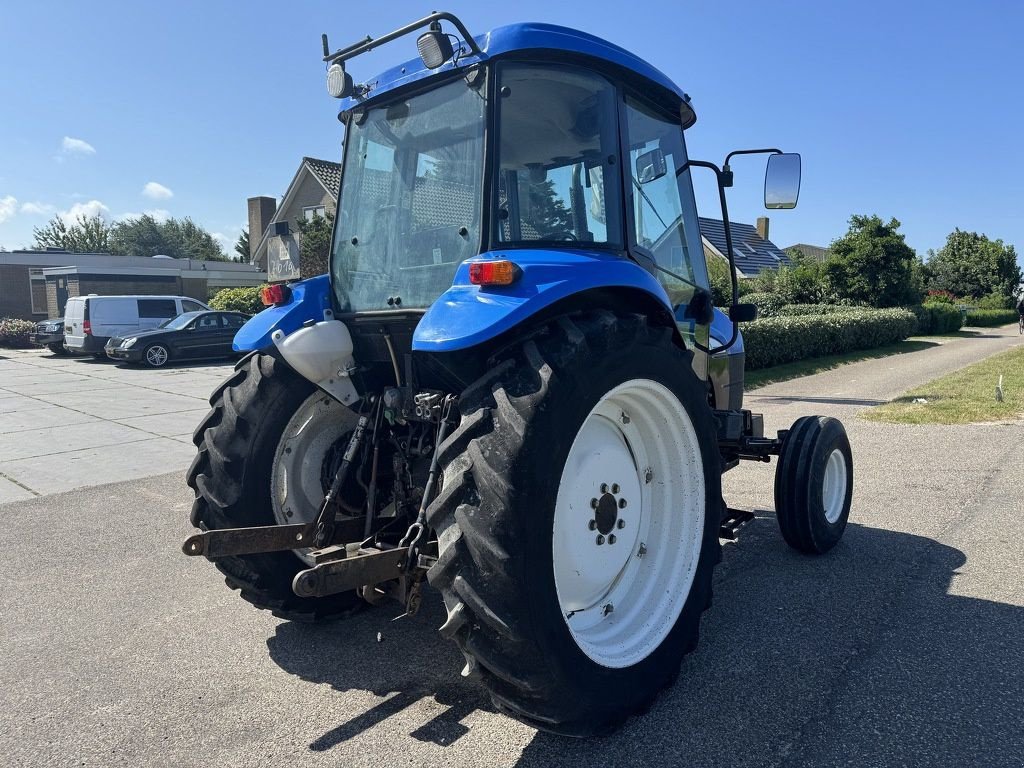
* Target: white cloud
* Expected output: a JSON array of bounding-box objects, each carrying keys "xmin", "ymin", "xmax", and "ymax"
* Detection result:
[
  {"xmin": 60, "ymin": 199, "xmax": 110, "ymax": 224},
  {"xmin": 20, "ymin": 201, "xmax": 55, "ymax": 216},
  {"xmin": 61, "ymin": 136, "xmax": 96, "ymax": 155},
  {"xmin": 0, "ymin": 195, "xmax": 17, "ymax": 223},
  {"xmin": 212, "ymin": 231, "xmax": 236, "ymax": 257},
  {"xmin": 142, "ymin": 181, "xmax": 173, "ymax": 200},
  {"xmin": 117, "ymin": 208, "xmax": 171, "ymax": 223}
]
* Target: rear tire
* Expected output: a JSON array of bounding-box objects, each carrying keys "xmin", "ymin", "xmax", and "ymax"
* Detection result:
[
  {"xmin": 426, "ymin": 311, "xmax": 721, "ymax": 735},
  {"xmin": 187, "ymin": 353, "xmax": 363, "ymax": 621},
  {"xmin": 774, "ymin": 416, "xmax": 853, "ymax": 554},
  {"xmin": 47, "ymin": 343, "xmax": 67, "ymax": 355}
]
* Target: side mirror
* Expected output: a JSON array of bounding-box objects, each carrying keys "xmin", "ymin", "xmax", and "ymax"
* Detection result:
[
  {"xmin": 729, "ymin": 303, "xmax": 758, "ymax": 323},
  {"xmin": 636, "ymin": 148, "xmax": 667, "ymax": 184},
  {"xmin": 764, "ymin": 153, "xmax": 801, "ymax": 209}
]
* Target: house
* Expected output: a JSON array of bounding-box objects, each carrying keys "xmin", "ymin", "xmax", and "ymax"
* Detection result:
[
  {"xmin": 700, "ymin": 216, "xmax": 791, "ymax": 278},
  {"xmin": 782, "ymin": 243, "xmax": 830, "ymax": 263},
  {"xmin": 0, "ymin": 249, "xmax": 266, "ymax": 321},
  {"xmin": 248, "ymin": 157, "xmax": 340, "ymax": 281}
]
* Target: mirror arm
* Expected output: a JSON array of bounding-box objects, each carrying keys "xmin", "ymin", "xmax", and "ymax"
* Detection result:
[
  {"xmin": 720, "ymin": 148, "xmax": 782, "ymax": 188},
  {"xmin": 677, "ymin": 159, "xmax": 741, "ymax": 354}
]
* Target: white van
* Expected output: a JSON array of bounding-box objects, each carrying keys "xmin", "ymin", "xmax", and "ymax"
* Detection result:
[{"xmin": 64, "ymin": 295, "xmax": 210, "ymax": 356}]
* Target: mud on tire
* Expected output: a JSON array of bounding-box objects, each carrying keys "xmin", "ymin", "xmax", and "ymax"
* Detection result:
[
  {"xmin": 425, "ymin": 311, "xmax": 722, "ymax": 736},
  {"xmin": 186, "ymin": 353, "xmax": 363, "ymax": 621}
]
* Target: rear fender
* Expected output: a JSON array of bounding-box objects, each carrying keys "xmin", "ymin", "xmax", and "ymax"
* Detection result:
[
  {"xmin": 232, "ymin": 275, "xmax": 332, "ymax": 352},
  {"xmin": 411, "ymin": 250, "xmax": 675, "ymax": 352}
]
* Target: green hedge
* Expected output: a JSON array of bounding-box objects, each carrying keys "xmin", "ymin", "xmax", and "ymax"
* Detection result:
[
  {"xmin": 208, "ymin": 285, "xmax": 267, "ymax": 315},
  {"xmin": 963, "ymin": 309, "xmax": 1018, "ymax": 327},
  {"xmin": 0, "ymin": 318, "xmax": 36, "ymax": 348},
  {"xmin": 742, "ymin": 292, "xmax": 785, "ymax": 318},
  {"xmin": 777, "ymin": 303, "xmax": 862, "ymax": 316},
  {"xmin": 910, "ymin": 302, "xmax": 963, "ymax": 334},
  {"xmin": 743, "ymin": 308, "xmax": 918, "ymax": 370}
]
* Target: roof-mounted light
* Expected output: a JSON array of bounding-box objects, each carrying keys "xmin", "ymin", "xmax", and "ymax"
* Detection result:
[
  {"xmin": 326, "ymin": 62, "xmax": 353, "ymax": 99},
  {"xmin": 416, "ymin": 21, "xmax": 454, "ymax": 70}
]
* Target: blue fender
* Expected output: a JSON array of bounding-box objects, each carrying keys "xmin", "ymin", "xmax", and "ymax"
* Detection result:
[
  {"xmin": 412, "ymin": 250, "xmax": 672, "ymax": 352},
  {"xmin": 232, "ymin": 274, "xmax": 332, "ymax": 352}
]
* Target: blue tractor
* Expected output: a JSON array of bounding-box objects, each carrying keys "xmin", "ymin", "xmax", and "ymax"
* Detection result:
[{"xmin": 183, "ymin": 13, "xmax": 853, "ymax": 736}]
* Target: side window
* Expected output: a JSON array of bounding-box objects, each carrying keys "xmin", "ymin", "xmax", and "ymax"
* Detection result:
[
  {"xmin": 197, "ymin": 314, "xmax": 221, "ymax": 329},
  {"xmin": 138, "ymin": 298, "xmax": 178, "ymax": 318},
  {"xmin": 225, "ymin": 314, "xmax": 247, "ymax": 328},
  {"xmin": 182, "ymin": 300, "xmax": 205, "ymax": 313},
  {"xmin": 624, "ymin": 97, "xmax": 708, "ymax": 297}
]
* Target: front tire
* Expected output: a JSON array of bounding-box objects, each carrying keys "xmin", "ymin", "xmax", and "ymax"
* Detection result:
[
  {"xmin": 187, "ymin": 354, "xmax": 363, "ymax": 621},
  {"xmin": 143, "ymin": 343, "xmax": 170, "ymax": 368},
  {"xmin": 47, "ymin": 343, "xmax": 67, "ymax": 355},
  {"xmin": 426, "ymin": 311, "xmax": 721, "ymax": 735}
]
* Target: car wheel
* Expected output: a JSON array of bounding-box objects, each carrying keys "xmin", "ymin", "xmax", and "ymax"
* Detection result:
[{"xmin": 143, "ymin": 344, "xmax": 171, "ymax": 368}]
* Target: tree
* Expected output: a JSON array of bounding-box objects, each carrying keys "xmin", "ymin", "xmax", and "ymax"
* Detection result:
[
  {"xmin": 824, "ymin": 215, "xmax": 923, "ymax": 307},
  {"xmin": 32, "ymin": 214, "xmax": 111, "ymax": 252},
  {"xmin": 107, "ymin": 214, "xmax": 229, "ymax": 261},
  {"xmin": 235, "ymin": 229, "xmax": 250, "ymax": 262},
  {"xmin": 926, "ymin": 229, "xmax": 1021, "ymax": 301},
  {"xmin": 296, "ymin": 211, "xmax": 334, "ymax": 277}
]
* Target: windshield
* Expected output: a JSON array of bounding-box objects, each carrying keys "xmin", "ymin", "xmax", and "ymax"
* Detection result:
[
  {"xmin": 332, "ymin": 75, "xmax": 487, "ymax": 312},
  {"xmin": 160, "ymin": 312, "xmax": 201, "ymax": 330}
]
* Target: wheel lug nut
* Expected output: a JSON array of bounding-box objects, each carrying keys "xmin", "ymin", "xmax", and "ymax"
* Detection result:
[
  {"xmin": 611, "ymin": 483, "xmax": 620, "ymax": 494},
  {"xmin": 600, "ymin": 483, "xmax": 608, "ymax": 493},
  {"xmin": 590, "ymin": 498, "xmax": 599, "ymax": 509},
  {"xmin": 618, "ymin": 498, "xmax": 627, "ymax": 509},
  {"xmin": 596, "ymin": 534, "xmax": 605, "ymax": 545},
  {"xmin": 617, "ymin": 519, "xmax": 625, "ymax": 529},
  {"xmin": 588, "ymin": 520, "xmax": 597, "ymax": 531},
  {"xmin": 608, "ymin": 534, "xmax": 616, "ymax": 545}
]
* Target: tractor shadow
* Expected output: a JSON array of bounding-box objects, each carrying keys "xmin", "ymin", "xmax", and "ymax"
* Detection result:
[
  {"xmin": 265, "ymin": 519, "xmax": 1024, "ymax": 765},
  {"xmin": 266, "ymin": 591, "xmax": 492, "ymax": 750}
]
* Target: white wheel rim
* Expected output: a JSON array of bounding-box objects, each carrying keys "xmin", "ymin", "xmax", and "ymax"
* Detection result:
[
  {"xmin": 271, "ymin": 392, "xmax": 358, "ymax": 565},
  {"xmin": 553, "ymin": 379, "xmax": 705, "ymax": 669},
  {"xmin": 147, "ymin": 346, "xmax": 168, "ymax": 366},
  {"xmin": 822, "ymin": 448, "xmax": 848, "ymax": 524}
]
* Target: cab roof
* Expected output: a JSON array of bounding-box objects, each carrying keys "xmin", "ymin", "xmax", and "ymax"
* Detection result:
[{"xmin": 337, "ymin": 22, "xmax": 692, "ymax": 121}]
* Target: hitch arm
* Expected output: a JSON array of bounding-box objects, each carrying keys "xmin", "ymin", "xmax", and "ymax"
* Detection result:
[{"xmin": 182, "ymin": 517, "xmax": 372, "ymax": 559}]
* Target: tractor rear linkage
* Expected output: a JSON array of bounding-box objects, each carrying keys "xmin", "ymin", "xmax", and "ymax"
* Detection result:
[{"xmin": 182, "ymin": 403, "xmax": 777, "ymax": 605}]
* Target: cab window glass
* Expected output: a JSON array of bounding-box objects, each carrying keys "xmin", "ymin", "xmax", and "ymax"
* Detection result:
[{"xmin": 624, "ymin": 97, "xmax": 708, "ymax": 297}]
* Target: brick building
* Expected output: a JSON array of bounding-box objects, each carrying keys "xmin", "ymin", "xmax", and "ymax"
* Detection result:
[{"xmin": 0, "ymin": 250, "xmax": 266, "ymax": 320}]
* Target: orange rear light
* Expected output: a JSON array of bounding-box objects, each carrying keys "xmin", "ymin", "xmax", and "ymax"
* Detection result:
[
  {"xmin": 260, "ymin": 284, "xmax": 292, "ymax": 306},
  {"xmin": 469, "ymin": 260, "xmax": 520, "ymax": 287}
]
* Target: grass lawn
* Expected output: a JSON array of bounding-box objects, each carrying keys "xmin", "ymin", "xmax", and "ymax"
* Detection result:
[{"xmin": 863, "ymin": 345, "xmax": 1024, "ymax": 425}]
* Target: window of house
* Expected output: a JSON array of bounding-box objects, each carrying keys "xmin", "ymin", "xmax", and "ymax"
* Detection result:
[
  {"xmin": 137, "ymin": 298, "xmax": 178, "ymax": 318},
  {"xmin": 303, "ymin": 205, "xmax": 327, "ymax": 220},
  {"xmin": 28, "ymin": 269, "xmax": 47, "ymax": 314}
]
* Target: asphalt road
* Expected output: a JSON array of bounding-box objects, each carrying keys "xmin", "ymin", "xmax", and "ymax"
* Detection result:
[{"xmin": 1, "ymin": 326, "xmax": 1022, "ymax": 767}]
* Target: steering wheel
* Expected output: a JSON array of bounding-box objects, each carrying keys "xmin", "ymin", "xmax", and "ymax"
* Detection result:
[{"xmin": 540, "ymin": 230, "xmax": 578, "ymax": 241}]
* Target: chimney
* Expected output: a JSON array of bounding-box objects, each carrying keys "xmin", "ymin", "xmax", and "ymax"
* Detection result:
[
  {"xmin": 247, "ymin": 196, "xmax": 278, "ymax": 262},
  {"xmin": 755, "ymin": 216, "xmax": 769, "ymax": 242}
]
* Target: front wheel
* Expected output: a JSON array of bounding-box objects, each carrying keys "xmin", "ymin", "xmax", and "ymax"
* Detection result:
[
  {"xmin": 143, "ymin": 343, "xmax": 170, "ymax": 368},
  {"xmin": 426, "ymin": 311, "xmax": 721, "ymax": 736}
]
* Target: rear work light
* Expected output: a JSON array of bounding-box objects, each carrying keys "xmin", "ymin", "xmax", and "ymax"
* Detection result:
[
  {"xmin": 260, "ymin": 284, "xmax": 292, "ymax": 306},
  {"xmin": 82, "ymin": 320, "xmax": 92, "ymax": 335},
  {"xmin": 469, "ymin": 260, "xmax": 520, "ymax": 287}
]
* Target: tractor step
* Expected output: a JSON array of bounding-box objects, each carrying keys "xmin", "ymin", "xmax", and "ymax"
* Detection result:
[{"xmin": 719, "ymin": 507, "xmax": 756, "ymax": 540}]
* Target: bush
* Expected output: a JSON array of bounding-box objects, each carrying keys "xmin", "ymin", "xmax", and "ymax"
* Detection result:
[
  {"xmin": 208, "ymin": 285, "xmax": 267, "ymax": 315},
  {"xmin": 777, "ymin": 303, "xmax": 863, "ymax": 316},
  {"xmin": 912, "ymin": 302, "xmax": 963, "ymax": 335},
  {"xmin": 742, "ymin": 308, "xmax": 918, "ymax": 370},
  {"xmin": 0, "ymin": 318, "xmax": 36, "ymax": 348},
  {"xmin": 925, "ymin": 288, "xmax": 958, "ymax": 305},
  {"xmin": 743, "ymin": 292, "xmax": 785, "ymax": 318},
  {"xmin": 975, "ymin": 291, "xmax": 1013, "ymax": 310},
  {"xmin": 963, "ymin": 309, "xmax": 1018, "ymax": 327}
]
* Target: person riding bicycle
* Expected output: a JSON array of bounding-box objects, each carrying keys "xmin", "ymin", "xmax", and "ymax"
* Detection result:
[{"xmin": 1017, "ymin": 291, "xmax": 1024, "ymax": 333}]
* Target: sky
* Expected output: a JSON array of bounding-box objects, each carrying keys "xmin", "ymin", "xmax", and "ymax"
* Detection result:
[{"xmin": 1, "ymin": 0, "xmax": 1021, "ymax": 266}]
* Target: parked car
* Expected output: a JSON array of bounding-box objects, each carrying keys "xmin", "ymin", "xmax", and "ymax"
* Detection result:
[
  {"xmin": 105, "ymin": 311, "xmax": 250, "ymax": 367},
  {"xmin": 29, "ymin": 317, "xmax": 66, "ymax": 354},
  {"xmin": 64, "ymin": 295, "xmax": 210, "ymax": 358}
]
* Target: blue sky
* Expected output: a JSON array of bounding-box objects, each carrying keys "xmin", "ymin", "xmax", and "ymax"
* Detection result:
[{"xmin": 1, "ymin": 1, "xmax": 1021, "ymax": 266}]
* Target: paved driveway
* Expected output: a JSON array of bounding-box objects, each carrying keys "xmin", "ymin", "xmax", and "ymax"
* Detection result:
[
  {"xmin": 1, "ymin": 327, "xmax": 1022, "ymax": 767},
  {"xmin": 0, "ymin": 349, "xmax": 232, "ymax": 501}
]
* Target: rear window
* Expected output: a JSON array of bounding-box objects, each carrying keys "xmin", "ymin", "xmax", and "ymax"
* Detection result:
[
  {"xmin": 182, "ymin": 300, "xmax": 206, "ymax": 313},
  {"xmin": 138, "ymin": 299, "xmax": 178, "ymax": 318}
]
